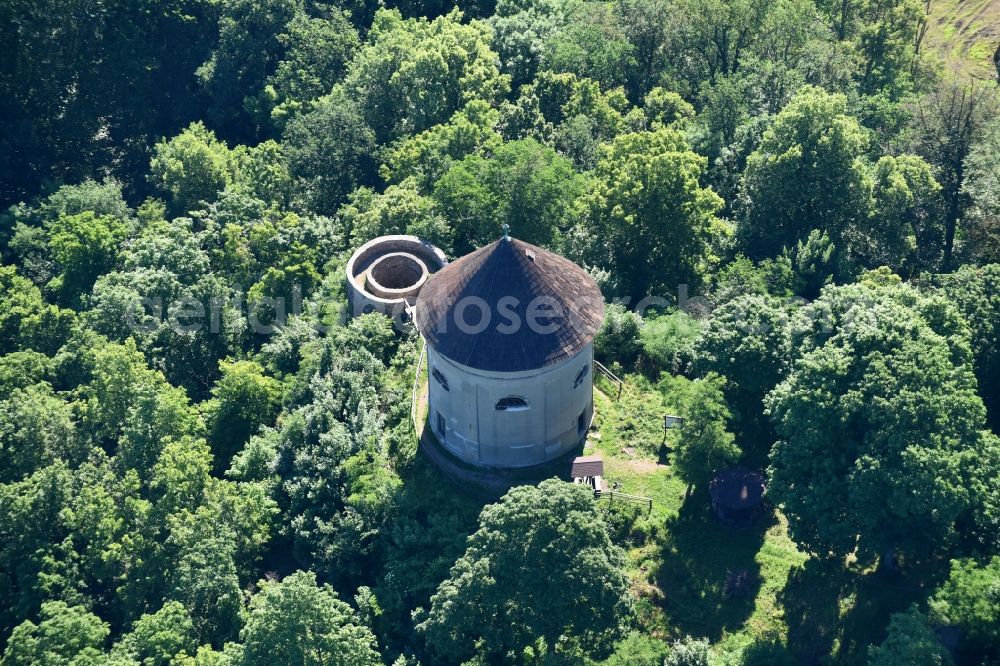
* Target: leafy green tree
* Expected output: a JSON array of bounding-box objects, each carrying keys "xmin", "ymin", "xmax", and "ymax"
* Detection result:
[
  {"xmin": 489, "ymin": 0, "xmax": 566, "ymax": 88},
  {"xmin": 644, "ymin": 88, "xmax": 695, "ymax": 127},
  {"xmin": 594, "ymin": 303, "xmax": 642, "ymax": 367},
  {"xmin": 203, "ymin": 360, "xmax": 282, "ymax": 473},
  {"xmin": 150, "ymin": 123, "xmax": 238, "ymax": 216},
  {"xmin": 930, "ymin": 264, "xmax": 1000, "ymax": 428},
  {"xmin": 864, "ymin": 154, "xmax": 944, "ymax": 274},
  {"xmin": 767, "ymin": 281, "xmax": 993, "ymax": 564},
  {"xmin": 0, "ymin": 383, "xmax": 84, "ymax": 483},
  {"xmin": 0, "ymin": 266, "xmax": 75, "ymax": 355},
  {"xmin": 48, "ymin": 211, "xmax": 128, "ymax": 305},
  {"xmin": 282, "ymin": 91, "xmax": 378, "ymax": 215},
  {"xmin": 247, "ymin": 10, "xmax": 360, "ymax": 133},
  {"xmin": 241, "ymin": 571, "xmax": 381, "ymax": 666},
  {"xmin": 929, "ymin": 557, "xmax": 1000, "ymax": 661},
  {"xmin": 1, "ymin": 0, "xmax": 216, "ymax": 209},
  {"xmin": 111, "ymin": 601, "xmax": 198, "ymax": 666},
  {"xmin": 908, "ymin": 80, "xmax": 1000, "ymax": 267},
  {"xmin": 584, "ymin": 128, "xmax": 725, "ymax": 297},
  {"xmin": 614, "ymin": 0, "xmax": 672, "ymax": 99},
  {"xmin": 692, "ymin": 294, "xmax": 791, "ymax": 446},
  {"xmin": 674, "ymin": 374, "xmax": 740, "ymax": 496},
  {"xmin": 380, "ymin": 101, "xmax": 502, "ymax": 190},
  {"xmin": 639, "ymin": 310, "xmax": 701, "ymax": 374},
  {"xmin": 541, "ymin": 0, "xmax": 635, "ymax": 91},
  {"xmin": 868, "ymin": 606, "xmax": 953, "ymax": 666},
  {"xmin": 418, "ymin": 480, "xmax": 631, "ymax": 663},
  {"xmin": 959, "ymin": 117, "xmax": 1000, "ymax": 264},
  {"xmin": 665, "ymin": 636, "xmax": 711, "ymax": 666},
  {"xmin": 1, "ymin": 601, "xmax": 109, "ymax": 666},
  {"xmin": 339, "ymin": 181, "xmax": 452, "ymax": 251},
  {"xmin": 197, "ymin": 0, "xmax": 301, "ymax": 141},
  {"xmin": 343, "ymin": 8, "xmax": 509, "ymax": 142},
  {"xmin": 738, "ymin": 86, "xmax": 871, "ymax": 265},
  {"xmin": 433, "ymin": 138, "xmax": 586, "ymax": 252}
]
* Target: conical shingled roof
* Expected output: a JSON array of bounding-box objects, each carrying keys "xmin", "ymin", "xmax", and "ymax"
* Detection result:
[{"xmin": 415, "ymin": 237, "xmax": 604, "ymax": 372}]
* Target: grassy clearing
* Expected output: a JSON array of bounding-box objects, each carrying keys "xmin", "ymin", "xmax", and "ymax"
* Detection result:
[
  {"xmin": 586, "ymin": 374, "xmax": 941, "ymax": 664},
  {"xmin": 924, "ymin": 0, "xmax": 1000, "ymax": 79}
]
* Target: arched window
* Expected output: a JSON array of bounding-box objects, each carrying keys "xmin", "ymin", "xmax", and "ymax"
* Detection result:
[
  {"xmin": 432, "ymin": 368, "xmax": 450, "ymax": 391},
  {"xmin": 573, "ymin": 363, "xmax": 590, "ymax": 389},
  {"xmin": 495, "ymin": 396, "xmax": 529, "ymax": 412}
]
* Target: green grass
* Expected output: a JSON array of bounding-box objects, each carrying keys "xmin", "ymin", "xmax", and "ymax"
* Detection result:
[
  {"xmin": 924, "ymin": 0, "xmax": 1000, "ymax": 79},
  {"xmin": 586, "ymin": 374, "xmax": 943, "ymax": 664}
]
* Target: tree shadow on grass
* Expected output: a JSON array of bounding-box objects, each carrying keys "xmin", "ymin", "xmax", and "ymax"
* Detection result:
[
  {"xmin": 654, "ymin": 489, "xmax": 775, "ymax": 641},
  {"xmin": 780, "ymin": 557, "xmax": 850, "ymax": 665},
  {"xmin": 780, "ymin": 555, "xmax": 945, "ymax": 665}
]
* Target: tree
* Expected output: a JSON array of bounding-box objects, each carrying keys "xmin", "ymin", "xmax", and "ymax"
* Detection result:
[
  {"xmin": 241, "ymin": 571, "xmax": 381, "ymax": 666},
  {"xmin": 339, "ymin": 181, "xmax": 452, "ymax": 252},
  {"xmin": 868, "ymin": 606, "xmax": 952, "ymax": 666},
  {"xmin": 959, "ymin": 117, "xmax": 1000, "ymax": 264},
  {"xmin": 614, "ymin": 0, "xmax": 672, "ymax": 99},
  {"xmin": 869, "ymin": 606, "xmax": 952, "ymax": 666},
  {"xmin": 1, "ymin": 601, "xmax": 109, "ymax": 666},
  {"xmin": 0, "ymin": 383, "xmax": 84, "ymax": 483},
  {"xmin": 47, "ymin": 211, "xmax": 128, "ymax": 305},
  {"xmin": 674, "ymin": 374, "xmax": 740, "ymax": 496},
  {"xmin": 692, "ymin": 295, "xmax": 791, "ymax": 445},
  {"xmin": 767, "ymin": 280, "xmax": 993, "ymax": 564},
  {"xmin": 594, "ymin": 303, "xmax": 643, "ymax": 367},
  {"xmin": 489, "ymin": 0, "xmax": 566, "ymax": 89},
  {"xmin": 908, "ymin": 80, "xmax": 1000, "ymax": 267},
  {"xmin": 203, "ymin": 360, "xmax": 282, "ymax": 474},
  {"xmin": 584, "ymin": 128, "xmax": 725, "ymax": 298},
  {"xmin": 149, "ymin": 123, "xmax": 238, "ymax": 216},
  {"xmin": 541, "ymin": 0, "xmax": 635, "ymax": 91},
  {"xmin": 197, "ymin": 0, "xmax": 301, "ymax": 142},
  {"xmin": 665, "ymin": 636, "xmax": 711, "ymax": 666},
  {"xmin": 929, "ymin": 264, "xmax": 1000, "ymax": 430},
  {"xmin": 929, "ymin": 557, "xmax": 1000, "ymax": 661},
  {"xmin": 738, "ymin": 86, "xmax": 871, "ymax": 265},
  {"xmin": 111, "ymin": 601, "xmax": 198, "ymax": 666},
  {"xmin": 865, "ymin": 154, "xmax": 944, "ymax": 275},
  {"xmin": 432, "ymin": 138, "xmax": 586, "ymax": 252},
  {"xmin": 343, "ymin": 9, "xmax": 509, "ymax": 142},
  {"xmin": 418, "ymin": 480, "xmax": 631, "ymax": 663},
  {"xmin": 282, "ymin": 91, "xmax": 378, "ymax": 215},
  {"xmin": 380, "ymin": 101, "xmax": 502, "ymax": 190},
  {"xmin": 247, "ymin": 10, "xmax": 360, "ymax": 134}
]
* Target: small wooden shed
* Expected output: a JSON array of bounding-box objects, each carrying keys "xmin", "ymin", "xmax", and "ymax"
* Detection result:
[{"xmin": 571, "ymin": 455, "xmax": 606, "ymax": 494}]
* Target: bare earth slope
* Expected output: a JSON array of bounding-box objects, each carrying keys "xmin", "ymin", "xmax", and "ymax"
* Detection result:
[{"xmin": 924, "ymin": 0, "xmax": 1000, "ymax": 79}]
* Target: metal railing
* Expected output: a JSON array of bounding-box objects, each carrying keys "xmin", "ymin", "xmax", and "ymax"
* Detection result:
[{"xmin": 593, "ymin": 360, "xmax": 623, "ymax": 400}]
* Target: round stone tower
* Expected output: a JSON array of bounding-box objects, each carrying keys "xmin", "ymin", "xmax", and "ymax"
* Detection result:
[{"xmin": 415, "ymin": 236, "xmax": 604, "ymax": 468}]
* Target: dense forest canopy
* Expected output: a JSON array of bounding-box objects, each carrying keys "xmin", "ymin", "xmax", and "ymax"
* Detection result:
[{"xmin": 2, "ymin": 0, "xmax": 1000, "ymax": 663}]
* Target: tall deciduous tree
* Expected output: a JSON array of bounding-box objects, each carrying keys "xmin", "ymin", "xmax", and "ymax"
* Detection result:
[
  {"xmin": 674, "ymin": 374, "xmax": 740, "ymax": 496},
  {"xmin": 767, "ymin": 280, "xmax": 995, "ymax": 564},
  {"xmin": 343, "ymin": 8, "xmax": 509, "ymax": 142},
  {"xmin": 240, "ymin": 571, "xmax": 381, "ymax": 666},
  {"xmin": 584, "ymin": 127, "xmax": 725, "ymax": 298},
  {"xmin": 908, "ymin": 80, "xmax": 1000, "ymax": 268},
  {"xmin": 418, "ymin": 479, "xmax": 631, "ymax": 663},
  {"xmin": 738, "ymin": 86, "xmax": 871, "ymax": 266},
  {"xmin": 692, "ymin": 294, "xmax": 791, "ymax": 447}
]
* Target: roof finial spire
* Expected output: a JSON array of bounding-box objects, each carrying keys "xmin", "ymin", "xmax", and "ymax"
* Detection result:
[{"xmin": 502, "ymin": 223, "xmax": 510, "ymax": 241}]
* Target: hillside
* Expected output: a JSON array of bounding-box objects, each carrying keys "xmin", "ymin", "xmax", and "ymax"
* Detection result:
[{"xmin": 925, "ymin": 0, "xmax": 1000, "ymax": 79}]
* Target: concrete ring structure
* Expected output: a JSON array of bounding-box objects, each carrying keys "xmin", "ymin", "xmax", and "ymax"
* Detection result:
[
  {"xmin": 346, "ymin": 235, "xmax": 447, "ymax": 317},
  {"xmin": 366, "ymin": 252, "xmax": 429, "ymax": 299}
]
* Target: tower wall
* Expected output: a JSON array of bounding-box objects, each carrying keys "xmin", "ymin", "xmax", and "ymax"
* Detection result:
[{"xmin": 426, "ymin": 343, "xmax": 594, "ymax": 468}]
